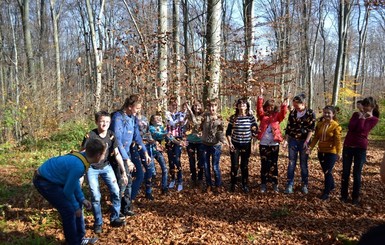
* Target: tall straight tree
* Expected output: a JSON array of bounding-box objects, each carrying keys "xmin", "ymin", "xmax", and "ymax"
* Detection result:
[
  {"xmin": 85, "ymin": 0, "xmax": 105, "ymax": 112},
  {"xmin": 18, "ymin": 0, "xmax": 35, "ymax": 91},
  {"xmin": 243, "ymin": 0, "xmax": 254, "ymax": 82},
  {"xmin": 204, "ymin": 0, "xmax": 222, "ymax": 102},
  {"xmin": 332, "ymin": 0, "xmax": 353, "ymax": 106},
  {"xmin": 173, "ymin": 0, "xmax": 181, "ymax": 104},
  {"xmin": 158, "ymin": 0, "xmax": 168, "ymax": 107},
  {"xmin": 50, "ymin": 0, "xmax": 62, "ymax": 112}
]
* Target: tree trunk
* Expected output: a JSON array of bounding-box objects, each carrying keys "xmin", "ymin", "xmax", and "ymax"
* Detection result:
[
  {"xmin": 85, "ymin": 0, "xmax": 104, "ymax": 112},
  {"xmin": 173, "ymin": 0, "xmax": 181, "ymax": 104},
  {"xmin": 158, "ymin": 0, "xmax": 168, "ymax": 108},
  {"xmin": 204, "ymin": 0, "xmax": 222, "ymax": 103},
  {"xmin": 18, "ymin": 0, "xmax": 35, "ymax": 91},
  {"xmin": 243, "ymin": 0, "xmax": 254, "ymax": 82},
  {"xmin": 50, "ymin": 0, "xmax": 62, "ymax": 112},
  {"xmin": 332, "ymin": 0, "xmax": 353, "ymax": 106}
]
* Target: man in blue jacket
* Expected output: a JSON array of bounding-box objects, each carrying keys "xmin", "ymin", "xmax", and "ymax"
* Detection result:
[{"xmin": 33, "ymin": 138, "xmax": 106, "ymax": 245}]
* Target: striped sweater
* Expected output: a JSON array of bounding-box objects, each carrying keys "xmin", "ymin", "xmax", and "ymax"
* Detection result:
[{"xmin": 226, "ymin": 115, "xmax": 258, "ymax": 144}]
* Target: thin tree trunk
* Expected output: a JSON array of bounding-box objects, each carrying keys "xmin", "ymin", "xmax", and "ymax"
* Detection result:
[
  {"xmin": 85, "ymin": 0, "xmax": 104, "ymax": 112},
  {"xmin": 173, "ymin": 0, "xmax": 181, "ymax": 104},
  {"xmin": 50, "ymin": 0, "xmax": 62, "ymax": 112},
  {"xmin": 158, "ymin": 0, "xmax": 168, "ymax": 107}
]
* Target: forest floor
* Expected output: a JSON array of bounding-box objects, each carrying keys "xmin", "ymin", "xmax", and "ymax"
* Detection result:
[{"xmin": 1, "ymin": 140, "xmax": 385, "ymax": 244}]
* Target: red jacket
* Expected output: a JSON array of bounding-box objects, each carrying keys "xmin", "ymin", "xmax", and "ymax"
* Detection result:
[{"xmin": 256, "ymin": 97, "xmax": 288, "ymax": 142}]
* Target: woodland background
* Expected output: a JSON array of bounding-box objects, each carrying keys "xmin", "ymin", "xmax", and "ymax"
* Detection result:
[{"xmin": 1, "ymin": 0, "xmax": 385, "ymax": 244}]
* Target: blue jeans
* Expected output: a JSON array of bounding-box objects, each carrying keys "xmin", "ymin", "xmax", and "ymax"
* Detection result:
[
  {"xmin": 341, "ymin": 146, "xmax": 366, "ymax": 200},
  {"xmin": 202, "ymin": 144, "xmax": 222, "ymax": 187},
  {"xmin": 166, "ymin": 141, "xmax": 183, "ymax": 184},
  {"xmin": 152, "ymin": 147, "xmax": 168, "ymax": 190},
  {"xmin": 287, "ymin": 136, "xmax": 309, "ymax": 186},
  {"xmin": 130, "ymin": 144, "xmax": 145, "ymax": 200},
  {"xmin": 187, "ymin": 142, "xmax": 204, "ymax": 181},
  {"xmin": 139, "ymin": 144, "xmax": 156, "ymax": 195},
  {"xmin": 230, "ymin": 142, "xmax": 251, "ymax": 187},
  {"xmin": 318, "ymin": 152, "xmax": 337, "ymax": 195},
  {"xmin": 33, "ymin": 174, "xmax": 85, "ymax": 245},
  {"xmin": 87, "ymin": 164, "xmax": 120, "ymax": 226}
]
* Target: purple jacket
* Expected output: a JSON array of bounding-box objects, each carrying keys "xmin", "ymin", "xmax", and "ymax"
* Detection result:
[{"xmin": 344, "ymin": 112, "xmax": 379, "ymax": 149}]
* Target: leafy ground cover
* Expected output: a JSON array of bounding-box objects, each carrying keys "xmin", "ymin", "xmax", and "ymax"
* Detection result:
[{"xmin": 0, "ymin": 137, "xmax": 384, "ymax": 244}]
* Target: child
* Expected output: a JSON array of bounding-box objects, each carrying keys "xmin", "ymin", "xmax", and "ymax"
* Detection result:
[
  {"xmin": 164, "ymin": 97, "xmax": 186, "ymax": 191},
  {"xmin": 33, "ymin": 138, "xmax": 105, "ymax": 245},
  {"xmin": 308, "ymin": 106, "xmax": 342, "ymax": 200},
  {"xmin": 81, "ymin": 111, "xmax": 130, "ymax": 233},
  {"xmin": 149, "ymin": 114, "xmax": 169, "ymax": 194},
  {"xmin": 340, "ymin": 96, "xmax": 379, "ymax": 205},
  {"xmin": 284, "ymin": 93, "xmax": 316, "ymax": 194},
  {"xmin": 185, "ymin": 100, "xmax": 204, "ymax": 186},
  {"xmin": 256, "ymin": 88, "xmax": 288, "ymax": 193},
  {"xmin": 201, "ymin": 98, "xmax": 227, "ymax": 192},
  {"xmin": 226, "ymin": 97, "xmax": 258, "ymax": 193}
]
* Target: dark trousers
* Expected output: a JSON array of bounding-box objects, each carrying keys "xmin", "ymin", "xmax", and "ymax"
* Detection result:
[
  {"xmin": 111, "ymin": 160, "xmax": 133, "ymax": 214},
  {"xmin": 260, "ymin": 145, "xmax": 279, "ymax": 185},
  {"xmin": 341, "ymin": 146, "xmax": 366, "ymax": 200},
  {"xmin": 230, "ymin": 142, "xmax": 251, "ymax": 187},
  {"xmin": 187, "ymin": 142, "xmax": 204, "ymax": 181},
  {"xmin": 166, "ymin": 141, "xmax": 183, "ymax": 184},
  {"xmin": 318, "ymin": 152, "xmax": 337, "ymax": 195}
]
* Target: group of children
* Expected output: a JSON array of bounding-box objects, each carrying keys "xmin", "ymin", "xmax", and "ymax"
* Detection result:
[{"xmin": 33, "ymin": 92, "xmax": 380, "ymax": 244}]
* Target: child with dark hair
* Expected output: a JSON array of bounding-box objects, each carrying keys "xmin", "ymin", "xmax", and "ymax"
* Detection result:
[
  {"xmin": 308, "ymin": 106, "xmax": 342, "ymax": 200},
  {"xmin": 110, "ymin": 94, "xmax": 151, "ymax": 216},
  {"xmin": 226, "ymin": 97, "xmax": 258, "ymax": 193},
  {"xmin": 201, "ymin": 98, "xmax": 228, "ymax": 192},
  {"xmin": 33, "ymin": 138, "xmax": 106, "ymax": 245},
  {"xmin": 149, "ymin": 114, "xmax": 169, "ymax": 194},
  {"xmin": 341, "ymin": 96, "xmax": 380, "ymax": 205},
  {"xmin": 185, "ymin": 100, "xmax": 204, "ymax": 186},
  {"xmin": 256, "ymin": 87, "xmax": 288, "ymax": 193},
  {"xmin": 284, "ymin": 92, "xmax": 316, "ymax": 194},
  {"xmin": 165, "ymin": 97, "xmax": 186, "ymax": 191}
]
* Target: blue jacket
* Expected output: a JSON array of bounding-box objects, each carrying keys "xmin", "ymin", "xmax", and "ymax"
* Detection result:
[
  {"xmin": 38, "ymin": 154, "xmax": 86, "ymax": 211},
  {"xmin": 110, "ymin": 110, "xmax": 147, "ymax": 161}
]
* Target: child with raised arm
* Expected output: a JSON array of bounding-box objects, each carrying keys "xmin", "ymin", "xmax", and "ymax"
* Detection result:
[
  {"xmin": 165, "ymin": 97, "xmax": 186, "ymax": 191},
  {"xmin": 256, "ymin": 88, "xmax": 288, "ymax": 193},
  {"xmin": 149, "ymin": 113, "xmax": 169, "ymax": 194},
  {"xmin": 340, "ymin": 96, "xmax": 379, "ymax": 205},
  {"xmin": 308, "ymin": 106, "xmax": 342, "ymax": 200},
  {"xmin": 201, "ymin": 98, "xmax": 228, "ymax": 192}
]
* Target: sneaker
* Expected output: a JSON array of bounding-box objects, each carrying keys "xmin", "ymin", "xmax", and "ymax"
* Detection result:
[
  {"xmin": 123, "ymin": 210, "xmax": 135, "ymax": 217},
  {"xmin": 260, "ymin": 184, "xmax": 267, "ymax": 193},
  {"xmin": 301, "ymin": 185, "xmax": 308, "ymax": 194},
  {"xmin": 177, "ymin": 183, "xmax": 183, "ymax": 192},
  {"xmin": 94, "ymin": 225, "xmax": 102, "ymax": 234},
  {"xmin": 81, "ymin": 237, "xmax": 98, "ymax": 245},
  {"xmin": 169, "ymin": 180, "xmax": 176, "ymax": 189},
  {"xmin": 110, "ymin": 218, "xmax": 126, "ymax": 227},
  {"xmin": 145, "ymin": 193, "xmax": 154, "ymax": 200},
  {"xmin": 284, "ymin": 185, "xmax": 293, "ymax": 194},
  {"xmin": 273, "ymin": 184, "xmax": 279, "ymax": 193},
  {"xmin": 340, "ymin": 196, "xmax": 348, "ymax": 203}
]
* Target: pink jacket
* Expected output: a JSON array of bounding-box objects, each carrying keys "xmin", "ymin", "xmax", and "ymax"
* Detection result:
[{"xmin": 256, "ymin": 97, "xmax": 288, "ymax": 142}]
